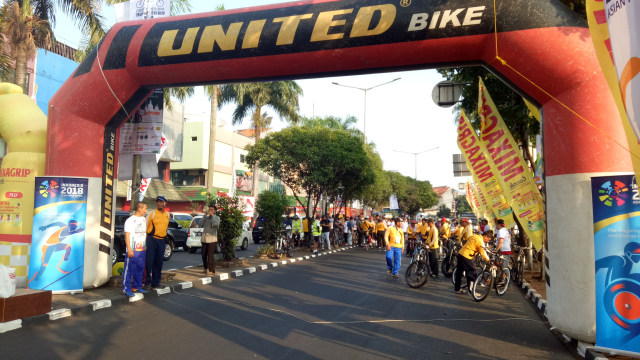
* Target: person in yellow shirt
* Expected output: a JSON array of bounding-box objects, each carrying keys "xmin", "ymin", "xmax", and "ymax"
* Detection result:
[
  {"xmin": 145, "ymin": 195, "xmax": 170, "ymax": 290},
  {"xmin": 454, "ymin": 230, "xmax": 493, "ymax": 293},
  {"xmin": 361, "ymin": 216, "xmax": 374, "ymax": 249},
  {"xmin": 417, "ymin": 218, "xmax": 429, "ymax": 241},
  {"xmin": 375, "ymin": 218, "xmax": 387, "ymax": 249},
  {"xmin": 302, "ymin": 216, "xmax": 310, "ymax": 248},
  {"xmin": 440, "ymin": 218, "xmax": 451, "ymax": 239},
  {"xmin": 425, "ymin": 218, "xmax": 439, "ymax": 277},
  {"xmin": 453, "ymin": 220, "xmax": 463, "ymax": 243},
  {"xmin": 406, "ymin": 220, "xmax": 418, "ymax": 257},
  {"xmin": 384, "ymin": 218, "xmax": 405, "ymax": 277},
  {"xmin": 460, "ymin": 218, "xmax": 474, "ymax": 244}
]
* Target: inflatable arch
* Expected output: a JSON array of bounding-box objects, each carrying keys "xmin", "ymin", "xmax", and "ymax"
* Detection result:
[{"xmin": 48, "ymin": 0, "xmax": 631, "ymax": 342}]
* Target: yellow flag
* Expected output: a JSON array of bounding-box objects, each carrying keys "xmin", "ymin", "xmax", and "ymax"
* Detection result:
[
  {"xmin": 477, "ymin": 79, "xmax": 545, "ymax": 249},
  {"xmin": 586, "ymin": 0, "xmax": 640, "ymax": 181},
  {"xmin": 457, "ymin": 110, "xmax": 517, "ymax": 228},
  {"xmin": 465, "ymin": 180, "xmax": 481, "ymax": 218},
  {"xmin": 523, "ymin": 98, "xmax": 540, "ymax": 122}
]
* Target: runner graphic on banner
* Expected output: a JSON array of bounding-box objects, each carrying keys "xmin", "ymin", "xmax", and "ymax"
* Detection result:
[
  {"xmin": 457, "ymin": 111, "xmax": 516, "ymax": 228},
  {"xmin": 477, "ymin": 79, "xmax": 545, "ymax": 249},
  {"xmin": 27, "ymin": 177, "xmax": 88, "ymax": 293},
  {"xmin": 591, "ymin": 174, "xmax": 640, "ymax": 355}
]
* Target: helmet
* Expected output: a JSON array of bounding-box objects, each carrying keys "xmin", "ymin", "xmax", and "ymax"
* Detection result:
[
  {"xmin": 625, "ymin": 242, "xmax": 640, "ymax": 263},
  {"xmin": 156, "ymin": 195, "xmax": 167, "ymax": 202},
  {"xmin": 68, "ymin": 219, "xmax": 78, "ymax": 231},
  {"xmin": 461, "ymin": 218, "xmax": 469, "ymax": 223},
  {"xmin": 441, "ymin": 217, "xmax": 447, "ymax": 223}
]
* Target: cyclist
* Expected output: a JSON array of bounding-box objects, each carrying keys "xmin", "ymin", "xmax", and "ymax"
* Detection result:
[
  {"xmin": 440, "ymin": 218, "xmax": 451, "ymax": 239},
  {"xmin": 453, "ymin": 219, "xmax": 463, "ymax": 243},
  {"xmin": 454, "ymin": 230, "xmax": 493, "ymax": 294},
  {"xmin": 312, "ymin": 215, "xmax": 322, "ymax": 254},
  {"xmin": 406, "ymin": 220, "xmax": 419, "ymax": 257},
  {"xmin": 418, "ymin": 218, "xmax": 429, "ymax": 242},
  {"xmin": 425, "ymin": 218, "xmax": 440, "ymax": 278},
  {"xmin": 355, "ymin": 215, "xmax": 363, "ymax": 245},
  {"xmin": 375, "ymin": 217, "xmax": 388, "ymax": 250},
  {"xmin": 292, "ymin": 215, "xmax": 302, "ymax": 248},
  {"xmin": 361, "ymin": 216, "xmax": 373, "ymax": 250},
  {"xmin": 460, "ymin": 218, "xmax": 474, "ymax": 244},
  {"xmin": 495, "ymin": 219, "xmax": 511, "ymax": 267}
]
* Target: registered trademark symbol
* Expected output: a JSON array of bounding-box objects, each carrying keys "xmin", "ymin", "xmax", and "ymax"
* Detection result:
[{"xmin": 400, "ymin": 0, "xmax": 411, "ymax": 7}]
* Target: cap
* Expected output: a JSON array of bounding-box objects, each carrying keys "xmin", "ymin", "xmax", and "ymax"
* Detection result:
[
  {"xmin": 156, "ymin": 195, "xmax": 167, "ymax": 202},
  {"xmin": 497, "ymin": 219, "xmax": 505, "ymax": 226},
  {"xmin": 441, "ymin": 217, "xmax": 447, "ymax": 222}
]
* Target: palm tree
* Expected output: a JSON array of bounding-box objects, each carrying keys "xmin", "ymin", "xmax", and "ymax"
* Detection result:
[
  {"xmin": 218, "ymin": 81, "xmax": 303, "ymax": 196},
  {"xmin": 300, "ymin": 115, "xmax": 361, "ymax": 136},
  {"xmin": 0, "ymin": 0, "xmax": 51, "ymax": 91}
]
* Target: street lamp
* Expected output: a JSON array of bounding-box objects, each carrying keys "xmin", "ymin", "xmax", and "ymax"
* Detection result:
[
  {"xmin": 394, "ymin": 146, "xmax": 440, "ymax": 180},
  {"xmin": 332, "ymin": 77, "xmax": 401, "ymax": 141}
]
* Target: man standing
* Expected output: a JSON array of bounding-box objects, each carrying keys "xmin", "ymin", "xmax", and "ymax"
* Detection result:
[
  {"xmin": 292, "ymin": 215, "xmax": 302, "ymax": 247},
  {"xmin": 384, "ymin": 218, "xmax": 405, "ymax": 278},
  {"xmin": 425, "ymin": 218, "xmax": 440, "ymax": 277},
  {"xmin": 320, "ymin": 215, "xmax": 331, "ymax": 251},
  {"xmin": 200, "ymin": 205, "xmax": 220, "ymax": 276},
  {"xmin": 460, "ymin": 218, "xmax": 473, "ymax": 244},
  {"xmin": 302, "ymin": 216, "xmax": 311, "ymax": 248},
  {"xmin": 454, "ymin": 230, "xmax": 492, "ymax": 294},
  {"xmin": 495, "ymin": 219, "xmax": 511, "ymax": 267},
  {"xmin": 312, "ymin": 215, "xmax": 322, "ymax": 254},
  {"xmin": 375, "ymin": 218, "xmax": 387, "ymax": 250},
  {"xmin": 440, "ymin": 218, "xmax": 451, "ymax": 239},
  {"xmin": 123, "ymin": 202, "xmax": 148, "ymax": 297},
  {"xmin": 145, "ymin": 195, "xmax": 170, "ymax": 290}
]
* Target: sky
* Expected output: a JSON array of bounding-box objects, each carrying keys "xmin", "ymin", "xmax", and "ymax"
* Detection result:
[{"xmin": 52, "ymin": 0, "xmax": 471, "ymax": 191}]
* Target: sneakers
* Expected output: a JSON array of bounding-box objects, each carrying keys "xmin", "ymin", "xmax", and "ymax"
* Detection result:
[
  {"xmin": 133, "ymin": 288, "xmax": 147, "ymax": 294},
  {"xmin": 474, "ymin": 292, "xmax": 483, "ymax": 298},
  {"xmin": 454, "ymin": 289, "xmax": 466, "ymax": 294},
  {"xmin": 124, "ymin": 290, "xmax": 135, "ymax": 297},
  {"xmin": 387, "ymin": 269, "xmax": 392, "ymax": 274},
  {"xmin": 392, "ymin": 274, "xmax": 399, "ymax": 278}
]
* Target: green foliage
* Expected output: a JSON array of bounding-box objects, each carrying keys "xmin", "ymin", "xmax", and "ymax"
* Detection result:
[
  {"xmin": 246, "ymin": 126, "xmax": 374, "ymax": 220},
  {"xmin": 437, "ymin": 205, "xmax": 452, "ymax": 219},
  {"xmin": 255, "ymin": 191, "xmax": 286, "ymax": 246},
  {"xmin": 207, "ymin": 193, "xmax": 245, "ymax": 261},
  {"xmin": 361, "ymin": 145, "xmax": 390, "ymax": 210},
  {"xmin": 400, "ymin": 177, "xmax": 439, "ymax": 216},
  {"xmin": 386, "ymin": 171, "xmax": 408, "ymax": 200},
  {"xmin": 558, "ymin": 0, "xmax": 586, "ymax": 18},
  {"xmin": 455, "ymin": 195, "xmax": 472, "ymax": 215},
  {"xmin": 176, "ymin": 220, "xmax": 191, "ymax": 229}
]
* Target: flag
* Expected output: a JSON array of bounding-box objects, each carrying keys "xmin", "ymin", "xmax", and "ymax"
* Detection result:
[
  {"xmin": 457, "ymin": 111, "xmax": 516, "ymax": 229},
  {"xmin": 478, "ymin": 79, "xmax": 545, "ymax": 249}
]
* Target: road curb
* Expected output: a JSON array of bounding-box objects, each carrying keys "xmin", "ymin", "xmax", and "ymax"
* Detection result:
[
  {"xmin": 519, "ymin": 281, "xmax": 609, "ymax": 359},
  {"xmin": 2, "ymin": 245, "xmax": 354, "ymax": 333}
]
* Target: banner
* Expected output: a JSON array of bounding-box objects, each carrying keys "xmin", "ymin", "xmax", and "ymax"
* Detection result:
[
  {"xmin": 27, "ymin": 177, "xmax": 88, "ymax": 293},
  {"xmin": 477, "ymin": 79, "xmax": 545, "ymax": 249},
  {"xmin": 587, "ymin": 0, "xmax": 640, "ymax": 193},
  {"xmin": 119, "ymin": 89, "xmax": 164, "ymax": 155},
  {"xmin": 457, "ymin": 111, "xmax": 516, "ymax": 228},
  {"xmin": 591, "ymin": 174, "xmax": 640, "ymax": 354},
  {"xmin": 473, "ymin": 179, "xmax": 491, "ymax": 220},
  {"xmin": 466, "ymin": 180, "xmax": 481, "ymax": 218}
]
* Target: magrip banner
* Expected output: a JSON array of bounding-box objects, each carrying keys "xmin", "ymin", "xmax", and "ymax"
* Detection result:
[
  {"xmin": 587, "ymin": 0, "xmax": 640, "ymax": 185},
  {"xmin": 478, "ymin": 79, "xmax": 545, "ymax": 249},
  {"xmin": 27, "ymin": 177, "xmax": 88, "ymax": 293},
  {"xmin": 457, "ymin": 111, "xmax": 516, "ymax": 229},
  {"xmin": 591, "ymin": 175, "xmax": 640, "ymax": 354}
]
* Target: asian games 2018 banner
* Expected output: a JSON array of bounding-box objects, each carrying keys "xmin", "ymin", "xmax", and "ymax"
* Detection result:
[
  {"xmin": 27, "ymin": 177, "xmax": 88, "ymax": 293},
  {"xmin": 591, "ymin": 174, "xmax": 640, "ymax": 354}
]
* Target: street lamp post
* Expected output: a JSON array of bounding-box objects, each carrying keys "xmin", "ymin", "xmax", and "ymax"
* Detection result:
[
  {"xmin": 332, "ymin": 78, "xmax": 401, "ymax": 141},
  {"xmin": 393, "ymin": 146, "xmax": 440, "ymax": 180}
]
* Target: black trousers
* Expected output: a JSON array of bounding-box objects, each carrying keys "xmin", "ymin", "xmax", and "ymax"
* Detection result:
[
  {"xmin": 201, "ymin": 242, "xmax": 216, "ymax": 273},
  {"xmin": 429, "ymin": 248, "xmax": 439, "ymax": 276},
  {"xmin": 145, "ymin": 236, "xmax": 165, "ymax": 286},
  {"xmin": 454, "ymin": 254, "xmax": 476, "ymax": 291}
]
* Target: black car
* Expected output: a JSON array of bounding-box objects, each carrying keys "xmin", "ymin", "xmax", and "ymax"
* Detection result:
[{"xmin": 112, "ymin": 211, "xmax": 188, "ymax": 264}]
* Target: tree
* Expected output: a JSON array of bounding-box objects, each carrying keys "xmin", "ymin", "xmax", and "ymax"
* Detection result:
[
  {"xmin": 0, "ymin": 0, "xmax": 51, "ymax": 91},
  {"xmin": 254, "ymin": 191, "xmax": 286, "ymax": 246},
  {"xmin": 437, "ymin": 205, "xmax": 452, "ymax": 219},
  {"xmin": 209, "ymin": 193, "xmax": 244, "ymax": 261},
  {"xmin": 246, "ymin": 126, "xmax": 372, "ymax": 221},
  {"xmin": 300, "ymin": 115, "xmax": 361, "ymax": 137},
  {"xmin": 219, "ymin": 81, "xmax": 303, "ymax": 196},
  {"xmin": 455, "ymin": 195, "xmax": 472, "ymax": 215},
  {"xmin": 360, "ymin": 143, "xmax": 390, "ymax": 212},
  {"xmin": 399, "ymin": 177, "xmax": 439, "ymax": 216}
]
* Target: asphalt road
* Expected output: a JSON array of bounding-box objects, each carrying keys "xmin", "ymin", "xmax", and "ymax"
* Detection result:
[{"xmin": 1, "ymin": 249, "xmax": 575, "ymax": 360}]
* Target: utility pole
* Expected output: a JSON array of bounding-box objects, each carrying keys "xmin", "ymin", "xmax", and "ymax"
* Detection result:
[{"xmin": 393, "ymin": 146, "xmax": 440, "ymax": 180}]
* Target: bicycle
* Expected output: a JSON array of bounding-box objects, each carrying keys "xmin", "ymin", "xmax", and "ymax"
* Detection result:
[
  {"xmin": 441, "ymin": 237, "xmax": 461, "ymax": 278},
  {"xmin": 511, "ymin": 245, "xmax": 532, "ymax": 285},
  {"xmin": 471, "ymin": 252, "xmax": 511, "ymax": 302},
  {"xmin": 405, "ymin": 241, "xmax": 430, "ymax": 288},
  {"xmin": 269, "ymin": 231, "xmax": 295, "ymax": 259}
]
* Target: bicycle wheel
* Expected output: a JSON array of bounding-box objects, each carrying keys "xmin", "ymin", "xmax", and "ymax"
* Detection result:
[
  {"xmin": 405, "ymin": 260, "xmax": 429, "ymax": 288},
  {"xmin": 495, "ymin": 268, "xmax": 510, "ymax": 296},
  {"xmin": 472, "ymin": 270, "xmax": 493, "ymax": 302},
  {"xmin": 510, "ymin": 257, "xmax": 519, "ymax": 281},
  {"xmin": 287, "ymin": 246, "xmax": 295, "ymax": 258},
  {"xmin": 515, "ymin": 259, "xmax": 524, "ymax": 285}
]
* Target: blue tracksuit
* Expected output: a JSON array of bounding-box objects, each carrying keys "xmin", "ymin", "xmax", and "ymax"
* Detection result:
[{"xmin": 123, "ymin": 250, "xmax": 146, "ymax": 293}]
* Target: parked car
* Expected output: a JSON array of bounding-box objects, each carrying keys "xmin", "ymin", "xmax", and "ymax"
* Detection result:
[
  {"xmin": 171, "ymin": 212, "xmax": 193, "ymax": 223},
  {"xmin": 185, "ymin": 215, "xmax": 251, "ymax": 253},
  {"xmin": 112, "ymin": 211, "xmax": 189, "ymax": 264}
]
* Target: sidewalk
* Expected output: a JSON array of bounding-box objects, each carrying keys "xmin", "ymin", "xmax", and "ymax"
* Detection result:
[{"xmin": 1, "ymin": 245, "xmax": 355, "ymax": 333}]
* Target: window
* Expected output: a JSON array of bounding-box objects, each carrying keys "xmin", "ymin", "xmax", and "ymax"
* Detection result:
[
  {"xmin": 240, "ymin": 154, "xmax": 245, "ymax": 163},
  {"xmin": 191, "ymin": 136, "xmax": 198, "ymax": 141}
]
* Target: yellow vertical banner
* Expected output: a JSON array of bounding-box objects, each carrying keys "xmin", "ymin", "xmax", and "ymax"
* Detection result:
[
  {"xmin": 457, "ymin": 110, "xmax": 517, "ymax": 229},
  {"xmin": 473, "ymin": 177, "xmax": 490, "ymax": 219},
  {"xmin": 477, "ymin": 79, "xmax": 545, "ymax": 249},
  {"xmin": 586, "ymin": 0, "xmax": 640, "ymax": 180},
  {"xmin": 465, "ymin": 180, "xmax": 481, "ymax": 218}
]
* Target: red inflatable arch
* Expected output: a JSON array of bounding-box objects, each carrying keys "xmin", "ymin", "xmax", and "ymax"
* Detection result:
[{"xmin": 47, "ymin": 0, "xmax": 630, "ymax": 342}]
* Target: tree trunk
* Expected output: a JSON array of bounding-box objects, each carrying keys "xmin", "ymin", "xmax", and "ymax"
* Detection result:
[
  {"xmin": 13, "ymin": 49, "xmax": 28, "ymax": 93},
  {"xmin": 251, "ymin": 106, "xmax": 262, "ymax": 197},
  {"xmin": 206, "ymin": 86, "xmax": 218, "ymax": 195}
]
